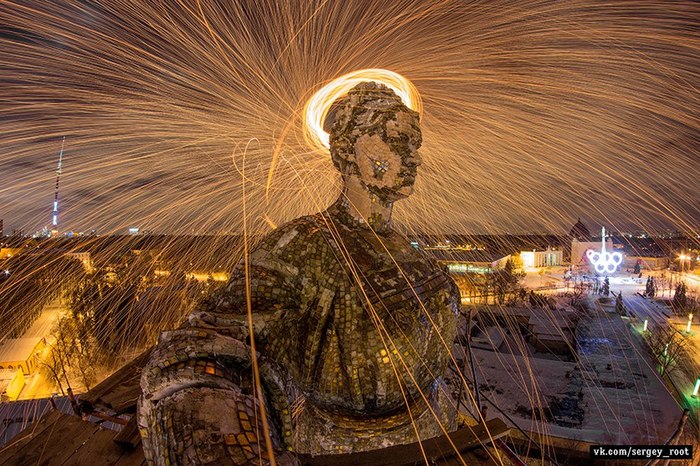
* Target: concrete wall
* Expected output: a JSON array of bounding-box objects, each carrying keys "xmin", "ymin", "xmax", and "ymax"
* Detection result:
[
  {"xmin": 0, "ymin": 369, "xmax": 25, "ymax": 401},
  {"xmin": 624, "ymin": 255, "xmax": 669, "ymax": 271}
]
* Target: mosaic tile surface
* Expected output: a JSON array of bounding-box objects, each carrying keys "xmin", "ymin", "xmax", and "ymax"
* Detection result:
[{"xmin": 139, "ymin": 83, "xmax": 460, "ymax": 464}]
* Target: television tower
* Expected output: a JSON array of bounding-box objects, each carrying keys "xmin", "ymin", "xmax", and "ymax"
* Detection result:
[{"xmin": 51, "ymin": 137, "xmax": 65, "ymax": 235}]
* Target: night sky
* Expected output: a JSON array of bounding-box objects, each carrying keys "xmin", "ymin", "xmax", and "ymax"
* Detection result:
[{"xmin": 1, "ymin": 0, "xmax": 698, "ymax": 236}]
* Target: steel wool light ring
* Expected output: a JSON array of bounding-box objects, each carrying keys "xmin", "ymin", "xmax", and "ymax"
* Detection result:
[{"xmin": 303, "ymin": 69, "xmax": 422, "ymax": 152}]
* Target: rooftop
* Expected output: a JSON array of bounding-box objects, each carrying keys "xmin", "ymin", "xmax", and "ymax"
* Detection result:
[{"xmin": 0, "ymin": 338, "xmax": 43, "ymax": 363}]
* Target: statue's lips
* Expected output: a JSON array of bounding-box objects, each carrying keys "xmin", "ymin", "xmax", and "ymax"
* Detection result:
[
  {"xmin": 398, "ymin": 169, "xmax": 417, "ymax": 186},
  {"xmin": 400, "ymin": 176, "xmax": 415, "ymax": 186}
]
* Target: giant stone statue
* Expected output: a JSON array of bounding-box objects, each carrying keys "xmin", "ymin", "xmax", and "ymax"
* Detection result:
[{"xmin": 138, "ymin": 82, "xmax": 460, "ymax": 465}]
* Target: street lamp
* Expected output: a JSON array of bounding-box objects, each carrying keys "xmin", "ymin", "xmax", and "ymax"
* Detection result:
[
  {"xmin": 643, "ymin": 319, "xmax": 648, "ymax": 332},
  {"xmin": 687, "ymin": 313, "xmax": 694, "ymax": 333},
  {"xmin": 693, "ymin": 378, "xmax": 700, "ymax": 398}
]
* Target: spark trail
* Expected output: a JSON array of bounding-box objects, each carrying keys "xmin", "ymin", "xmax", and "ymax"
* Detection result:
[{"xmin": 0, "ymin": 0, "xmax": 698, "ymax": 236}]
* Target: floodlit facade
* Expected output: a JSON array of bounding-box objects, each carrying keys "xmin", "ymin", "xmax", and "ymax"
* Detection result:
[
  {"xmin": 571, "ymin": 238, "xmax": 614, "ymax": 267},
  {"xmin": 520, "ymin": 248, "xmax": 563, "ymax": 268}
]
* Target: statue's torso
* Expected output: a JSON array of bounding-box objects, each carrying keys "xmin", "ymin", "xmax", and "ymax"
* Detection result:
[
  {"xmin": 139, "ymin": 209, "xmax": 461, "ymax": 461},
  {"xmin": 256, "ymin": 212, "xmax": 459, "ymax": 417}
]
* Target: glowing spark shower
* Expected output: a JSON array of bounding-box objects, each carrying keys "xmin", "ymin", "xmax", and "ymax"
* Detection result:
[
  {"xmin": 0, "ymin": 0, "xmax": 698, "ymax": 235},
  {"xmin": 303, "ymin": 68, "xmax": 422, "ymax": 151}
]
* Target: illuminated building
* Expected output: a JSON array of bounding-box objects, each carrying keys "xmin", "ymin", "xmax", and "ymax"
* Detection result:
[
  {"xmin": 427, "ymin": 249, "xmax": 512, "ymax": 274},
  {"xmin": 520, "ymin": 248, "xmax": 563, "ymax": 268},
  {"xmin": 0, "ymin": 248, "xmax": 21, "ymax": 259},
  {"xmin": 0, "ymin": 368, "xmax": 24, "ymax": 401},
  {"xmin": 571, "ymin": 236, "xmax": 614, "ymax": 268},
  {"xmin": 0, "ymin": 337, "xmax": 47, "ymax": 376}
]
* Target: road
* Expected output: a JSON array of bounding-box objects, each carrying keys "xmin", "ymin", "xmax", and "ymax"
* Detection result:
[
  {"xmin": 622, "ymin": 293, "xmax": 700, "ymax": 436},
  {"xmin": 523, "ymin": 266, "xmax": 700, "ymax": 437}
]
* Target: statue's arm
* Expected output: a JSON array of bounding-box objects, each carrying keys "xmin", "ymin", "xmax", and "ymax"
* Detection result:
[
  {"xmin": 137, "ymin": 325, "xmax": 297, "ymax": 465},
  {"xmin": 138, "ymin": 236, "xmax": 305, "ymax": 465}
]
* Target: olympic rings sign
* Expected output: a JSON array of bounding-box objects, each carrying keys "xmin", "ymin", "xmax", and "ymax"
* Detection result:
[
  {"xmin": 586, "ymin": 249, "xmax": 622, "ymax": 274},
  {"xmin": 586, "ymin": 226, "xmax": 623, "ymax": 274}
]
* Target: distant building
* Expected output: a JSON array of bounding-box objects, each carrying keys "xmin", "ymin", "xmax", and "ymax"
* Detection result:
[
  {"xmin": 186, "ymin": 271, "xmax": 229, "ymax": 282},
  {"xmin": 569, "ymin": 218, "xmax": 592, "ymax": 241},
  {"xmin": 520, "ymin": 248, "xmax": 563, "ymax": 268},
  {"xmin": 426, "ymin": 249, "xmax": 512, "ymax": 274},
  {"xmin": 0, "ymin": 248, "xmax": 22, "ymax": 259},
  {"xmin": 571, "ymin": 238, "xmax": 615, "ymax": 268},
  {"xmin": 623, "ymin": 256, "xmax": 669, "ymax": 271}
]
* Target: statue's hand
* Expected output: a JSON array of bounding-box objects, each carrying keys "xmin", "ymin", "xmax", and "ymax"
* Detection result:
[{"xmin": 140, "ymin": 386, "xmax": 298, "ymax": 466}]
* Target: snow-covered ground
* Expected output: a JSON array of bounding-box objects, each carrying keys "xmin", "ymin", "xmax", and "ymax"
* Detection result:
[{"xmin": 460, "ymin": 299, "xmax": 683, "ymax": 446}]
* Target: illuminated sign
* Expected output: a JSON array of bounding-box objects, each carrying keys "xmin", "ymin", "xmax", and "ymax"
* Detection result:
[{"xmin": 586, "ymin": 227, "xmax": 622, "ymax": 274}]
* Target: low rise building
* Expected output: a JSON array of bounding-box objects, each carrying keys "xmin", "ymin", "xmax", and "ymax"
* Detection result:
[
  {"xmin": 426, "ymin": 249, "xmax": 512, "ymax": 274},
  {"xmin": 0, "ymin": 337, "xmax": 46, "ymax": 375},
  {"xmin": 571, "ymin": 238, "xmax": 614, "ymax": 267},
  {"xmin": 623, "ymin": 255, "xmax": 669, "ymax": 271}
]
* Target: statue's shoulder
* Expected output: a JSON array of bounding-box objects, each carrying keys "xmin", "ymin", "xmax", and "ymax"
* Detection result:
[{"xmin": 254, "ymin": 213, "xmax": 329, "ymax": 256}]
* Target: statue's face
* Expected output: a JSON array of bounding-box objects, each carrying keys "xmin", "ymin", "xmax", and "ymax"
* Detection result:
[{"xmin": 352, "ymin": 110, "xmax": 422, "ymax": 201}]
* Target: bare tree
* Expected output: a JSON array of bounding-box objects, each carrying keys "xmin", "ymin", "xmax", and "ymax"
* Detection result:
[
  {"xmin": 645, "ymin": 328, "xmax": 688, "ymax": 377},
  {"xmin": 40, "ymin": 349, "xmax": 67, "ymax": 396}
]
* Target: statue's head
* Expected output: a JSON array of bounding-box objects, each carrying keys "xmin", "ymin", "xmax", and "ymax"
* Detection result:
[{"xmin": 328, "ymin": 82, "xmax": 422, "ymax": 202}]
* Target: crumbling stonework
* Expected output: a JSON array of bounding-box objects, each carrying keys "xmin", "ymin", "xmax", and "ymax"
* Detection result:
[{"xmin": 139, "ymin": 82, "xmax": 459, "ymax": 465}]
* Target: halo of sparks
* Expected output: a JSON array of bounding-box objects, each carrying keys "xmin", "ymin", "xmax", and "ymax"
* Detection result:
[{"xmin": 303, "ymin": 68, "xmax": 422, "ymax": 151}]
